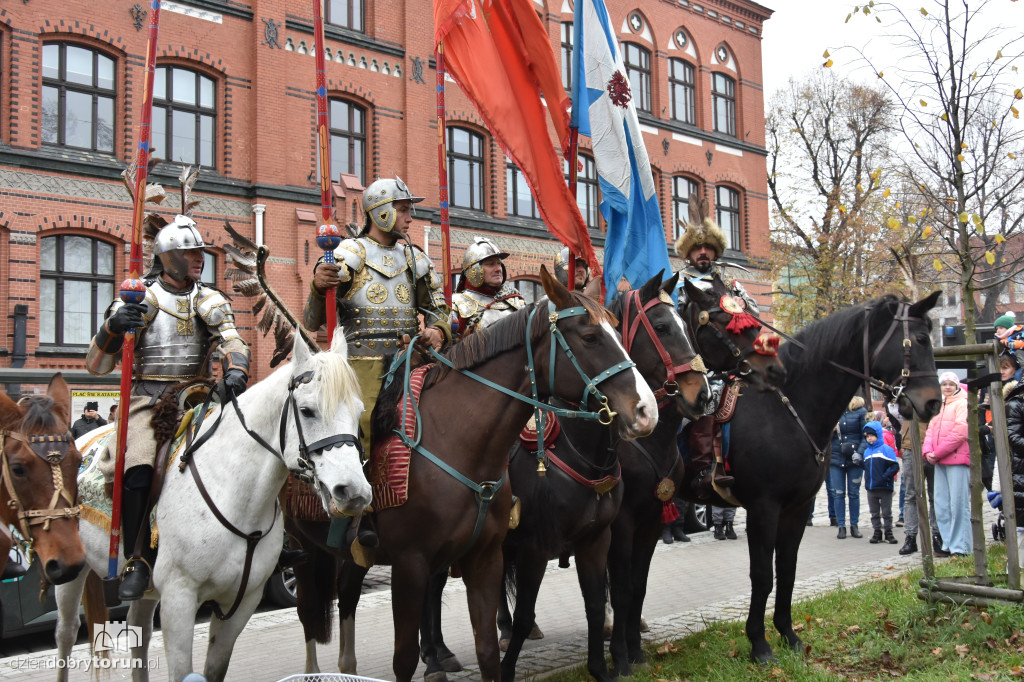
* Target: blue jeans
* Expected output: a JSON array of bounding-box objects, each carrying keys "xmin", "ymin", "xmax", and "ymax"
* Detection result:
[
  {"xmin": 934, "ymin": 463, "xmax": 971, "ymax": 554},
  {"xmin": 809, "ymin": 469, "xmax": 837, "ymax": 520},
  {"xmin": 830, "ymin": 464, "xmax": 862, "ymax": 528}
]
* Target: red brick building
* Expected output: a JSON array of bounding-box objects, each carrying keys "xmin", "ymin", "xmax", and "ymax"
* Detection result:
[{"xmin": 0, "ymin": 0, "xmax": 773, "ymax": 383}]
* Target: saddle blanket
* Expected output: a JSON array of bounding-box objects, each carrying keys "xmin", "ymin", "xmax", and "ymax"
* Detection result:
[
  {"xmin": 518, "ymin": 409, "xmax": 561, "ymax": 453},
  {"xmin": 369, "ymin": 365, "xmax": 431, "ymax": 511},
  {"xmin": 282, "ymin": 474, "xmax": 330, "ymax": 523}
]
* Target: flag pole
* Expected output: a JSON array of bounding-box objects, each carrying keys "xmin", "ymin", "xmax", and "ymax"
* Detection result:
[
  {"xmin": 109, "ymin": 0, "xmax": 162, "ymax": 582},
  {"xmin": 567, "ymin": 126, "xmax": 579, "ymax": 288},
  {"xmin": 313, "ymin": 0, "xmax": 340, "ymax": 342},
  {"xmin": 435, "ymin": 42, "xmax": 453, "ymax": 306}
]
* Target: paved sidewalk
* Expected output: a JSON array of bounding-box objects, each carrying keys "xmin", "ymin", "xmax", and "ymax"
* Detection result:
[{"xmin": 0, "ymin": 479, "xmax": 999, "ymax": 681}]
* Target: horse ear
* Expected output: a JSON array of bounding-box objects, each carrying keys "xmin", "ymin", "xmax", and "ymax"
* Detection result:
[
  {"xmin": 683, "ymin": 277, "xmax": 710, "ymax": 306},
  {"xmin": 909, "ymin": 290, "xmax": 942, "ymax": 318},
  {"xmin": 292, "ymin": 327, "xmax": 313, "ymax": 370},
  {"xmin": 0, "ymin": 391, "xmax": 20, "ymax": 429},
  {"xmin": 638, "ymin": 270, "xmax": 664, "ymax": 303},
  {"xmin": 329, "ymin": 327, "xmax": 349, "ymax": 361},
  {"xmin": 662, "ymin": 271, "xmax": 680, "ymax": 295},
  {"xmin": 46, "ymin": 373, "xmax": 72, "ymax": 428},
  {"xmin": 540, "ymin": 265, "xmax": 572, "ymax": 309}
]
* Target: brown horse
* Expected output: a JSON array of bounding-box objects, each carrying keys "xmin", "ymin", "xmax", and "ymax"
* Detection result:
[
  {"xmin": 286, "ymin": 267, "xmax": 660, "ymax": 680},
  {"xmin": 0, "ymin": 374, "xmax": 86, "ymax": 585}
]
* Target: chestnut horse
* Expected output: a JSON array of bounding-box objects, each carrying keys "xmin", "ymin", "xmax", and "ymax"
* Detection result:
[
  {"xmin": 287, "ymin": 267, "xmax": 660, "ymax": 681},
  {"xmin": 0, "ymin": 374, "xmax": 86, "ymax": 585}
]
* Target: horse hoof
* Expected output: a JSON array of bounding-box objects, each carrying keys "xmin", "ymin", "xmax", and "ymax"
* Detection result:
[
  {"xmin": 499, "ymin": 638, "xmax": 510, "ymax": 653},
  {"xmin": 439, "ymin": 653, "xmax": 463, "ymax": 673},
  {"xmin": 749, "ymin": 648, "xmax": 777, "ymax": 665},
  {"xmin": 527, "ymin": 624, "xmax": 544, "ymax": 640},
  {"xmin": 639, "ymin": 617, "xmax": 649, "ymax": 633},
  {"xmin": 424, "ymin": 670, "xmax": 448, "ymax": 682}
]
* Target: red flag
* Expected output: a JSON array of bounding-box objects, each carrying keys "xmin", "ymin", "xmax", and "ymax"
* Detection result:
[{"xmin": 434, "ymin": 0, "xmax": 601, "ymax": 278}]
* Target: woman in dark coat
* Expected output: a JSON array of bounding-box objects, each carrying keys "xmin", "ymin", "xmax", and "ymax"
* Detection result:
[
  {"xmin": 830, "ymin": 395, "xmax": 868, "ymax": 539},
  {"xmin": 1002, "ymin": 365, "xmax": 1024, "ymax": 566}
]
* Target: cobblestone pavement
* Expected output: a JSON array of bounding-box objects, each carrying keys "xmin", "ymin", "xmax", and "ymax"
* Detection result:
[{"xmin": 0, "ymin": 473, "xmax": 1002, "ymax": 681}]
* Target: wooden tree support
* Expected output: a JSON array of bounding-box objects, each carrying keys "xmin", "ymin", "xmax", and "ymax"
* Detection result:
[
  {"xmin": 920, "ymin": 578, "xmax": 1024, "ymax": 602},
  {"xmin": 917, "ymin": 589, "xmax": 1022, "ymax": 608}
]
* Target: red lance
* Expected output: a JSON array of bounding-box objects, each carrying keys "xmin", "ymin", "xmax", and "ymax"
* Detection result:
[
  {"xmin": 313, "ymin": 0, "xmax": 341, "ymax": 343},
  {"xmin": 436, "ymin": 43, "xmax": 453, "ymax": 306},
  {"xmin": 109, "ymin": 0, "xmax": 162, "ymax": 582}
]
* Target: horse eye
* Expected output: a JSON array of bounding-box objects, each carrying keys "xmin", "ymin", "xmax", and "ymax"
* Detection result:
[
  {"xmin": 916, "ymin": 333, "xmax": 930, "ymax": 345},
  {"xmin": 10, "ymin": 464, "xmax": 27, "ymax": 478},
  {"xmin": 654, "ymin": 324, "xmax": 669, "ymax": 334},
  {"xmin": 581, "ymin": 333, "xmax": 599, "ymax": 345},
  {"xmin": 300, "ymin": 407, "xmax": 315, "ymax": 418}
]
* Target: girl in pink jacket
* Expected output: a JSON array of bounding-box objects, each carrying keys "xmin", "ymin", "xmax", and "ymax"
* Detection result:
[{"xmin": 922, "ymin": 372, "xmax": 971, "ymax": 555}]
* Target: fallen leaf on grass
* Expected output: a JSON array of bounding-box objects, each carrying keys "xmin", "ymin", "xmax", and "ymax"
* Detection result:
[
  {"xmin": 656, "ymin": 642, "xmax": 679, "ymax": 655},
  {"xmin": 981, "ymin": 612, "xmax": 993, "ymax": 624},
  {"xmin": 963, "ymin": 622, "xmax": 975, "ymax": 631},
  {"xmin": 1009, "ymin": 666, "xmax": 1024, "ymax": 677},
  {"xmin": 847, "ymin": 625, "xmax": 861, "ymax": 634},
  {"xmin": 726, "ymin": 649, "xmax": 737, "ymax": 658},
  {"xmin": 985, "ymin": 637, "xmax": 998, "ymax": 649},
  {"xmin": 883, "ymin": 621, "xmax": 897, "ymax": 632},
  {"xmin": 871, "ymin": 573, "xmax": 882, "ymax": 578},
  {"xmin": 971, "ymin": 674, "xmax": 993, "ymax": 681},
  {"xmin": 804, "ymin": 644, "xmax": 812, "ymax": 657},
  {"xmin": 881, "ymin": 650, "xmax": 894, "ymax": 668},
  {"xmin": 955, "ymin": 644, "xmax": 969, "ymax": 658},
  {"xmin": 794, "ymin": 624, "xmax": 805, "ymax": 633},
  {"xmin": 932, "ymin": 647, "xmax": 943, "ymax": 656},
  {"xmin": 699, "ymin": 641, "xmax": 706, "ymax": 649},
  {"xmin": 886, "ymin": 565, "xmax": 895, "ymax": 570}
]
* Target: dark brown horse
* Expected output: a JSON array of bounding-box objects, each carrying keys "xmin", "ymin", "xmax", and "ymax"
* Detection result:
[
  {"xmin": 718, "ymin": 292, "xmax": 941, "ymax": 663},
  {"xmin": 0, "ymin": 374, "xmax": 86, "ymax": 585},
  {"xmin": 490, "ymin": 272, "xmax": 707, "ymax": 682},
  {"xmin": 287, "ymin": 267, "xmax": 661, "ymax": 681},
  {"xmin": 605, "ymin": 275, "xmax": 786, "ymax": 676}
]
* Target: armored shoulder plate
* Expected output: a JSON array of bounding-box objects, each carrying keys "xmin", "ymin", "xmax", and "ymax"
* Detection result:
[
  {"xmin": 451, "ymin": 292, "xmax": 480, "ymax": 319},
  {"xmin": 195, "ymin": 285, "xmax": 234, "ymax": 328},
  {"xmin": 336, "ymin": 239, "xmax": 366, "ymax": 273}
]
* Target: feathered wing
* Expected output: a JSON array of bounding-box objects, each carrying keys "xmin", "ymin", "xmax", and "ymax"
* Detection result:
[
  {"xmin": 179, "ymin": 165, "xmax": 201, "ymax": 217},
  {"xmin": 222, "ymin": 220, "xmax": 297, "ymax": 367}
]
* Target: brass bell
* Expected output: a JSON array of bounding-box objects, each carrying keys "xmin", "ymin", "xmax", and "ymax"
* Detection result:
[{"xmin": 536, "ymin": 458, "xmax": 547, "ymax": 477}]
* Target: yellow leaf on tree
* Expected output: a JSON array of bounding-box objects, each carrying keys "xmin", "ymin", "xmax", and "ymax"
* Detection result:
[
  {"xmin": 895, "ymin": 201, "xmax": 901, "ymax": 209},
  {"xmin": 997, "ymin": 50, "xmax": 1003, "ymax": 60},
  {"xmin": 996, "ymin": 234, "xmax": 1007, "ymax": 244},
  {"xmin": 839, "ymin": 204, "xmax": 847, "ymax": 213},
  {"xmin": 941, "ymin": 112, "xmax": 949, "ymax": 121},
  {"xmin": 883, "ymin": 188, "xmax": 891, "ymax": 198},
  {"xmin": 923, "ymin": 226, "xmax": 933, "ymax": 237},
  {"xmin": 824, "ymin": 59, "xmax": 834, "ymax": 68},
  {"xmin": 961, "ymin": 142, "xmax": 969, "ymax": 149},
  {"xmin": 887, "ymin": 217, "xmax": 900, "ymax": 229},
  {"xmin": 977, "ymin": 222, "xmax": 985, "ymax": 234},
  {"xmin": 823, "ymin": 49, "xmax": 830, "ymax": 58},
  {"xmin": 972, "ymin": 213, "xmax": 982, "ymax": 224},
  {"xmin": 920, "ymin": 99, "xmax": 928, "ymax": 106},
  {"xmin": 1013, "ymin": 106, "xmax": 1020, "ymax": 119},
  {"xmin": 986, "ymin": 251, "xmax": 996, "ymax": 265},
  {"xmin": 958, "ymin": 154, "xmax": 965, "ymax": 162},
  {"xmin": 1015, "ymin": 89, "xmax": 1023, "ymax": 100},
  {"xmin": 1010, "ymin": 152, "xmax": 1018, "ymax": 159},
  {"xmin": 877, "ymin": 71, "xmax": 884, "ymax": 78},
  {"xmin": 933, "ymin": 259, "xmax": 943, "ymax": 271},
  {"xmin": 908, "ymin": 216, "xmax": 917, "ymax": 224},
  {"xmin": 959, "ymin": 212, "xmax": 970, "ymax": 222},
  {"xmin": 845, "ymin": 13, "xmax": 852, "ymax": 23},
  {"xmin": 920, "ymin": 7, "xmax": 928, "ymax": 15}
]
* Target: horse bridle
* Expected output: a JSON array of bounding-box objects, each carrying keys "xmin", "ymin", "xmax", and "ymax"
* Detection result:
[
  {"xmin": 686, "ymin": 293, "xmax": 779, "ymax": 377},
  {"xmin": 0, "ymin": 430, "xmax": 81, "ymax": 553},
  {"xmin": 621, "ymin": 289, "xmax": 706, "ymax": 403}
]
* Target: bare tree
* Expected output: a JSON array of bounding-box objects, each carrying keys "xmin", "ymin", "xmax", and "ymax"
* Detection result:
[{"xmin": 767, "ymin": 70, "xmax": 899, "ymax": 329}]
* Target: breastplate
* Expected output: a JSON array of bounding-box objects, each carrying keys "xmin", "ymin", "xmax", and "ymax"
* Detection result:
[
  {"xmin": 342, "ymin": 240, "xmax": 421, "ymax": 355},
  {"xmin": 458, "ymin": 289, "xmax": 519, "ymax": 332},
  {"xmin": 135, "ymin": 282, "xmax": 211, "ymax": 380}
]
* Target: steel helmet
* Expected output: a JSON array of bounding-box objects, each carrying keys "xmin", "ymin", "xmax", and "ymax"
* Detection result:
[
  {"xmin": 462, "ymin": 237, "xmax": 509, "ymax": 288},
  {"xmin": 362, "ymin": 176, "xmax": 424, "ymax": 232},
  {"xmin": 553, "ymin": 246, "xmax": 588, "ymax": 288},
  {"xmin": 152, "ymin": 215, "xmax": 206, "ymax": 281}
]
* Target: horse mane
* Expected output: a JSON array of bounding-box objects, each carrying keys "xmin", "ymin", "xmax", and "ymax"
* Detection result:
[
  {"xmin": 780, "ymin": 294, "xmax": 912, "ymax": 381},
  {"xmin": 16, "ymin": 396, "xmax": 60, "ymax": 433},
  {"xmin": 309, "ymin": 333, "xmax": 363, "ymax": 419}
]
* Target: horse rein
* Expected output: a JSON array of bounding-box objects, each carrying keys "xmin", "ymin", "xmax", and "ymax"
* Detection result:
[
  {"xmin": 178, "ymin": 371, "xmax": 362, "ymax": 621},
  {"xmin": 0, "ymin": 430, "xmax": 80, "ymax": 553},
  {"xmin": 621, "ymin": 289, "xmax": 706, "ymax": 405},
  {"xmin": 686, "ymin": 293, "xmax": 779, "ymax": 379}
]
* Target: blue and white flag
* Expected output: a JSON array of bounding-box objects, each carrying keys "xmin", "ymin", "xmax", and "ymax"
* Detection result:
[{"xmin": 571, "ymin": 0, "xmax": 671, "ymax": 301}]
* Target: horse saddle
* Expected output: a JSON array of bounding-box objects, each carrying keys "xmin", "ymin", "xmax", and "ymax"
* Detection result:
[
  {"xmin": 519, "ymin": 410, "xmax": 561, "ymax": 453},
  {"xmin": 714, "ymin": 380, "xmax": 744, "ymax": 424}
]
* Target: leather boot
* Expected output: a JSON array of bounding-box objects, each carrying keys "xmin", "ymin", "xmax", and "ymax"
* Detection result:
[
  {"xmin": 725, "ymin": 521, "xmax": 737, "ymax": 540},
  {"xmin": 884, "ymin": 529, "xmax": 898, "ymax": 544},
  {"xmin": 837, "ymin": 527, "xmax": 847, "ymax": 539},
  {"xmin": 899, "ymin": 534, "xmax": 918, "ymax": 555},
  {"xmin": 671, "ymin": 526, "xmax": 691, "ymax": 543},
  {"xmin": 869, "ymin": 529, "xmax": 883, "ymax": 544},
  {"xmin": 661, "ymin": 527, "xmax": 674, "ymax": 545},
  {"xmin": 119, "ymin": 487, "xmax": 155, "ymax": 601},
  {"xmin": 850, "ymin": 526, "xmax": 863, "ymax": 539},
  {"xmin": 687, "ymin": 416, "xmax": 717, "ymax": 498},
  {"xmin": 713, "ymin": 524, "xmax": 726, "ymax": 540}
]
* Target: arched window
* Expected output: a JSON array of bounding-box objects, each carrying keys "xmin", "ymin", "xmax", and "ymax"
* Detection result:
[
  {"xmin": 712, "ymin": 73, "xmax": 736, "ymax": 137},
  {"xmin": 570, "ymin": 154, "xmax": 600, "ymax": 229},
  {"xmin": 41, "ymin": 43, "xmax": 115, "ymax": 152},
  {"xmin": 672, "ymin": 176, "xmax": 700, "ymax": 241},
  {"xmin": 622, "ymin": 43, "xmax": 651, "ymax": 113},
  {"xmin": 327, "ymin": 0, "xmax": 363, "ymax": 32},
  {"xmin": 152, "ymin": 66, "xmax": 216, "ymax": 167},
  {"xmin": 715, "ymin": 185, "xmax": 741, "ymax": 251},
  {"xmin": 39, "ymin": 236, "xmax": 115, "ymax": 346},
  {"xmin": 507, "ymin": 158, "xmax": 539, "ymax": 219},
  {"xmin": 561, "ymin": 22, "xmax": 574, "ymax": 91},
  {"xmin": 513, "ymin": 279, "xmax": 544, "ymax": 305},
  {"xmin": 330, "ymin": 99, "xmax": 366, "ymax": 184},
  {"xmin": 669, "ymin": 58, "xmax": 695, "ymax": 125},
  {"xmin": 448, "ymin": 127, "xmax": 485, "ymax": 211}
]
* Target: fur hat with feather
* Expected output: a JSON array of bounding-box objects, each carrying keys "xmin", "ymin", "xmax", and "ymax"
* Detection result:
[{"xmin": 674, "ymin": 196, "xmax": 726, "ymax": 260}]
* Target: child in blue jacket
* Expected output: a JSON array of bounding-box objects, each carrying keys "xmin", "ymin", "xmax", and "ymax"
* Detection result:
[{"xmin": 863, "ymin": 421, "xmax": 900, "ymax": 544}]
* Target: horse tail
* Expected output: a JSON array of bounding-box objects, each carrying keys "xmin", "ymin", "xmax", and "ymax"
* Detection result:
[
  {"xmin": 82, "ymin": 570, "xmax": 110, "ymax": 665},
  {"xmin": 299, "ymin": 544, "xmax": 339, "ymax": 644}
]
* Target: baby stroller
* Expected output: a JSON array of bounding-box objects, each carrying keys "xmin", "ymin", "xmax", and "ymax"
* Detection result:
[{"xmin": 989, "ymin": 490, "xmax": 1006, "ymax": 542}]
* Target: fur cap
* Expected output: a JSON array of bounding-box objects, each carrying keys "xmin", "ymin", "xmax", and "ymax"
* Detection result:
[{"xmin": 674, "ymin": 197, "xmax": 726, "ymax": 260}]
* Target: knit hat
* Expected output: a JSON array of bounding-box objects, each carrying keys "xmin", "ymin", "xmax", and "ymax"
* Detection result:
[
  {"xmin": 994, "ymin": 313, "xmax": 1015, "ymax": 331},
  {"xmin": 939, "ymin": 371, "xmax": 960, "ymax": 385}
]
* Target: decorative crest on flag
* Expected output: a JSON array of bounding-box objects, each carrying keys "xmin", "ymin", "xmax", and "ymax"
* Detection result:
[{"xmin": 607, "ymin": 72, "xmax": 631, "ymax": 108}]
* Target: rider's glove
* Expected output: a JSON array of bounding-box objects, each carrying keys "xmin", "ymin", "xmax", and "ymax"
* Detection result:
[
  {"xmin": 106, "ymin": 303, "xmax": 147, "ymax": 334},
  {"xmin": 220, "ymin": 369, "xmax": 249, "ymax": 400}
]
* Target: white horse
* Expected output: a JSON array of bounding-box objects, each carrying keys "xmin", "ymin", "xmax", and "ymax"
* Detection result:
[{"xmin": 55, "ymin": 332, "xmax": 370, "ymax": 682}]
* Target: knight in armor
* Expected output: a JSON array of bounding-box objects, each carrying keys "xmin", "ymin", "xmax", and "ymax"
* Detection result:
[
  {"xmin": 302, "ymin": 177, "xmax": 452, "ymax": 552},
  {"xmin": 674, "ymin": 201, "xmax": 757, "ymax": 503},
  {"xmin": 553, "ymin": 246, "xmax": 589, "ymax": 292},
  {"xmin": 87, "ymin": 214, "xmax": 250, "ymax": 600},
  {"xmin": 450, "ymin": 237, "xmax": 524, "ymax": 340}
]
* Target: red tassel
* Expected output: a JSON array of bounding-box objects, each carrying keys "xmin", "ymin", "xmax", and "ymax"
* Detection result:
[
  {"xmin": 661, "ymin": 500, "xmax": 680, "ymax": 524},
  {"xmin": 726, "ymin": 311, "xmax": 760, "ymax": 335}
]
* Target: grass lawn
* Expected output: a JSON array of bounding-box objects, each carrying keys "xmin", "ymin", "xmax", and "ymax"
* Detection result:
[{"xmin": 544, "ymin": 545, "xmax": 1024, "ymax": 681}]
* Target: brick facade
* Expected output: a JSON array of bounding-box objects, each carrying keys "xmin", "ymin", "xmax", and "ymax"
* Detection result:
[{"xmin": 0, "ymin": 0, "xmax": 773, "ymax": 383}]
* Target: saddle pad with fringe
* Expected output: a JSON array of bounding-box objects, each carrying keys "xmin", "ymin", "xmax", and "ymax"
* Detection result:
[
  {"xmin": 369, "ymin": 364, "xmax": 432, "ymax": 511},
  {"xmin": 714, "ymin": 381, "xmax": 744, "ymax": 424},
  {"xmin": 282, "ymin": 474, "xmax": 330, "ymax": 522},
  {"xmin": 518, "ymin": 410, "xmax": 561, "ymax": 453}
]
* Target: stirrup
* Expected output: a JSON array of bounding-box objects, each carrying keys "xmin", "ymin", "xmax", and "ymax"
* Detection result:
[{"xmin": 119, "ymin": 557, "xmax": 153, "ymax": 601}]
